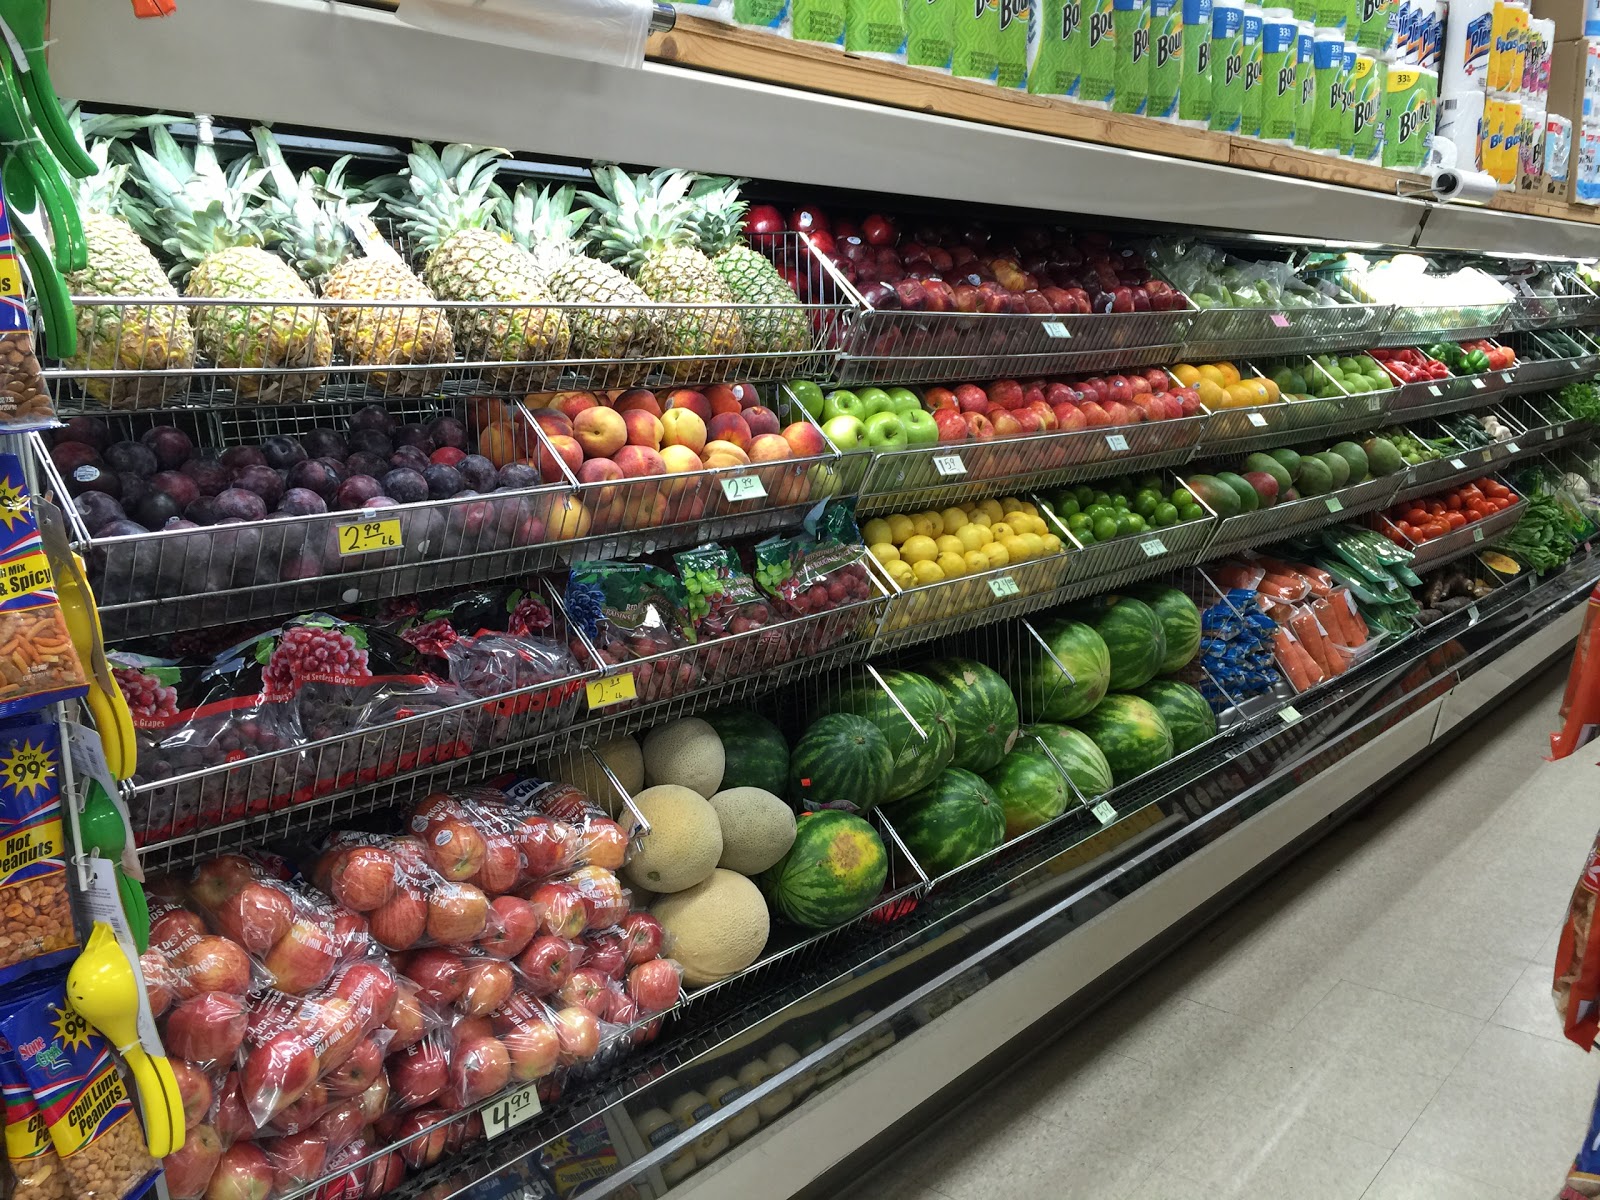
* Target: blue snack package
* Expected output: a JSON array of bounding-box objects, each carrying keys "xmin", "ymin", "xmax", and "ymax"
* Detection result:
[{"xmin": 0, "ymin": 720, "xmax": 77, "ymax": 986}]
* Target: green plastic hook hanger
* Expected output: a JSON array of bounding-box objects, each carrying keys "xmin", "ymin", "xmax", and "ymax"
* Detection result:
[
  {"xmin": 0, "ymin": 0, "xmax": 95, "ymax": 179},
  {"xmin": 0, "ymin": 54, "xmax": 81, "ymax": 273}
]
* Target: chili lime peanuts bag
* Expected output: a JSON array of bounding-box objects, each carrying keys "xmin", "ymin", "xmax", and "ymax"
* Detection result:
[
  {"xmin": 0, "ymin": 1035, "xmax": 69, "ymax": 1200},
  {"xmin": 2, "ymin": 977, "xmax": 159, "ymax": 1200},
  {"xmin": 0, "ymin": 721, "xmax": 77, "ymax": 985}
]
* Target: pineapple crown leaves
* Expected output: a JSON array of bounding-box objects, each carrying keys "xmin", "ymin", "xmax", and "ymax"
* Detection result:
[
  {"xmin": 580, "ymin": 163, "xmax": 702, "ymax": 271},
  {"xmin": 250, "ymin": 125, "xmax": 369, "ymax": 279},
  {"xmin": 374, "ymin": 142, "xmax": 513, "ymax": 255},
  {"xmin": 64, "ymin": 107, "xmax": 182, "ymax": 222},
  {"xmin": 498, "ymin": 182, "xmax": 592, "ymax": 254},
  {"xmin": 684, "ymin": 174, "xmax": 749, "ymax": 257},
  {"xmin": 124, "ymin": 122, "xmax": 272, "ymax": 281}
]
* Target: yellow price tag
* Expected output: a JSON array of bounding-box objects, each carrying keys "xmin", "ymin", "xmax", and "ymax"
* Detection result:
[
  {"xmin": 337, "ymin": 518, "xmax": 403, "ymax": 556},
  {"xmin": 586, "ymin": 673, "xmax": 637, "ymax": 709}
]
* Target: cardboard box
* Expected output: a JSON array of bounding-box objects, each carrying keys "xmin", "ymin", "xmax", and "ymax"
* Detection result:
[
  {"xmin": 1547, "ymin": 37, "xmax": 1592, "ymax": 181},
  {"xmin": 1533, "ymin": 0, "xmax": 1600, "ymax": 40}
]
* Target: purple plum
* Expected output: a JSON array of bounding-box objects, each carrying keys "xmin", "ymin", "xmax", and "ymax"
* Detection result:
[
  {"xmin": 221, "ymin": 446, "xmax": 268, "ymax": 472},
  {"xmin": 213, "ymin": 488, "xmax": 268, "ymax": 522},
  {"xmin": 181, "ymin": 458, "xmax": 231, "ymax": 497},
  {"xmin": 286, "ymin": 459, "xmax": 341, "ymax": 499},
  {"xmin": 118, "ymin": 473, "xmax": 150, "ymax": 512},
  {"xmin": 301, "ymin": 429, "xmax": 348, "ymax": 460},
  {"xmin": 74, "ymin": 491, "xmax": 126, "ymax": 534},
  {"xmin": 348, "ymin": 404, "xmax": 397, "ymax": 436},
  {"xmin": 423, "ymin": 464, "xmax": 464, "ymax": 500},
  {"xmin": 104, "ymin": 441, "xmax": 159, "ymax": 476},
  {"xmin": 149, "ymin": 471, "xmax": 200, "ymax": 511},
  {"xmin": 235, "ymin": 464, "xmax": 286, "ymax": 509},
  {"xmin": 260, "ymin": 436, "xmax": 308, "ymax": 471},
  {"xmin": 394, "ymin": 425, "xmax": 436, "ymax": 454},
  {"xmin": 280, "ymin": 553, "xmax": 323, "ymax": 580},
  {"xmin": 458, "ymin": 455, "xmax": 497, "ymax": 492},
  {"xmin": 99, "ymin": 519, "xmax": 151, "ymax": 538},
  {"xmin": 334, "ymin": 475, "xmax": 383, "ymax": 511},
  {"xmin": 51, "ymin": 442, "xmax": 102, "ymax": 475},
  {"xmin": 315, "ymin": 457, "xmax": 349, "ymax": 485},
  {"xmin": 347, "ymin": 429, "xmax": 393, "ymax": 458},
  {"xmin": 184, "ymin": 497, "xmax": 219, "ymax": 525},
  {"xmin": 141, "ymin": 426, "xmax": 194, "ymax": 470},
  {"xmin": 496, "ymin": 463, "xmax": 541, "ymax": 491},
  {"xmin": 428, "ymin": 416, "xmax": 469, "ymax": 451},
  {"xmin": 381, "ymin": 469, "xmax": 429, "ymax": 505},
  {"xmin": 345, "ymin": 451, "xmax": 388, "ymax": 479},
  {"xmin": 278, "ymin": 488, "xmax": 328, "ymax": 516},
  {"xmin": 134, "ymin": 492, "xmax": 183, "ymax": 530},
  {"xmin": 68, "ymin": 464, "xmax": 121, "ymax": 499},
  {"xmin": 56, "ymin": 416, "xmax": 110, "ymax": 451},
  {"xmin": 388, "ymin": 446, "xmax": 430, "ymax": 474}
]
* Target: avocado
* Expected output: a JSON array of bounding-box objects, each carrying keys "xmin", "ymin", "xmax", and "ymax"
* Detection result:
[
  {"xmin": 1243, "ymin": 451, "xmax": 1293, "ymax": 494},
  {"xmin": 1186, "ymin": 474, "xmax": 1241, "ymax": 518},
  {"xmin": 1268, "ymin": 447, "xmax": 1303, "ymax": 480},
  {"xmin": 1296, "ymin": 456, "xmax": 1334, "ymax": 496},
  {"xmin": 1216, "ymin": 471, "xmax": 1260, "ymax": 513},
  {"xmin": 1330, "ymin": 441, "xmax": 1369, "ymax": 481},
  {"xmin": 1312, "ymin": 451, "xmax": 1351, "ymax": 489},
  {"xmin": 1361, "ymin": 436, "xmax": 1404, "ymax": 476}
]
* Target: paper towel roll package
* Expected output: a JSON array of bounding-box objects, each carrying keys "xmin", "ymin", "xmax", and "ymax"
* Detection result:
[
  {"xmin": 1436, "ymin": 83, "xmax": 1487, "ymax": 166},
  {"xmin": 1428, "ymin": 166, "xmax": 1503, "ymax": 197},
  {"xmin": 1545, "ymin": 112, "xmax": 1572, "ymax": 194},
  {"xmin": 1441, "ymin": 0, "xmax": 1493, "ymax": 96},
  {"xmin": 1487, "ymin": 0, "xmax": 1528, "ymax": 93}
]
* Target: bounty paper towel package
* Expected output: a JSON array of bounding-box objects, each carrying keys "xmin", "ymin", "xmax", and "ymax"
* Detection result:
[
  {"xmin": 1027, "ymin": 0, "xmax": 1082, "ymax": 91},
  {"xmin": 1149, "ymin": 0, "xmax": 1185, "ymax": 117},
  {"xmin": 1178, "ymin": 0, "xmax": 1217, "ymax": 122}
]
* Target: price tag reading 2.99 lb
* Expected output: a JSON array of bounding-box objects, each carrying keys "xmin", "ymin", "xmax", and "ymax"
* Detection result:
[
  {"xmin": 586, "ymin": 673, "xmax": 637, "ymax": 709},
  {"xmin": 337, "ymin": 517, "xmax": 402, "ymax": 556},
  {"xmin": 720, "ymin": 475, "xmax": 766, "ymax": 502},
  {"xmin": 484, "ymin": 1082, "xmax": 541, "ymax": 1140}
]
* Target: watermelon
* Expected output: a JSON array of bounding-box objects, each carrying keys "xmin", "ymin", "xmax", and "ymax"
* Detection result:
[
  {"xmin": 761, "ymin": 810, "xmax": 889, "ymax": 929},
  {"xmin": 983, "ymin": 743, "xmax": 1071, "ymax": 839},
  {"xmin": 822, "ymin": 669, "xmax": 954, "ymax": 801},
  {"xmin": 1134, "ymin": 587, "xmax": 1202, "ymax": 674},
  {"xmin": 789, "ymin": 713, "xmax": 894, "ymax": 813},
  {"xmin": 706, "ymin": 710, "xmax": 789, "ymax": 796},
  {"xmin": 920, "ymin": 659, "xmax": 1019, "ymax": 773},
  {"xmin": 1012, "ymin": 619, "xmax": 1112, "ymax": 722},
  {"xmin": 1083, "ymin": 597, "xmax": 1166, "ymax": 691},
  {"xmin": 1030, "ymin": 723, "xmax": 1114, "ymax": 799},
  {"xmin": 887, "ymin": 768, "xmax": 1005, "ymax": 876},
  {"xmin": 1074, "ymin": 694, "xmax": 1174, "ymax": 784},
  {"xmin": 1133, "ymin": 680, "xmax": 1216, "ymax": 754}
]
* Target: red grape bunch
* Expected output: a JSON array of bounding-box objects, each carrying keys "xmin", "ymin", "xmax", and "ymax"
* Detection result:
[
  {"xmin": 113, "ymin": 667, "xmax": 179, "ymax": 722},
  {"xmin": 263, "ymin": 625, "xmax": 371, "ymax": 696}
]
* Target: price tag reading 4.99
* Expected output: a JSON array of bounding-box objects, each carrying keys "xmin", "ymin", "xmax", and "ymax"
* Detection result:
[
  {"xmin": 337, "ymin": 518, "xmax": 402, "ymax": 556},
  {"xmin": 484, "ymin": 1082, "xmax": 541, "ymax": 1140}
]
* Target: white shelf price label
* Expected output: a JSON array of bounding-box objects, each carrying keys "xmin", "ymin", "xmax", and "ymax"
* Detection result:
[
  {"xmin": 1325, "ymin": 496, "xmax": 1343, "ymax": 513},
  {"xmin": 1501, "ymin": 371, "xmax": 1515, "ymax": 384},
  {"xmin": 1427, "ymin": 385, "xmax": 1442, "ymax": 397},
  {"xmin": 1140, "ymin": 537, "xmax": 1167, "ymax": 557},
  {"xmin": 932, "ymin": 454, "xmax": 967, "ymax": 477},
  {"xmin": 1449, "ymin": 457, "xmax": 1467, "ymax": 470},
  {"xmin": 1246, "ymin": 412, "xmax": 1269, "ymax": 427},
  {"xmin": 586, "ymin": 673, "xmax": 637, "ymax": 709},
  {"xmin": 1041, "ymin": 320, "xmax": 1071, "ymax": 338},
  {"xmin": 1269, "ymin": 312, "xmax": 1290, "ymax": 328},
  {"xmin": 1558, "ymin": 425, "xmax": 1568, "ymax": 437},
  {"xmin": 1467, "ymin": 602, "xmax": 1480, "ymax": 625},
  {"xmin": 1366, "ymin": 396, "xmax": 1383, "ymax": 411},
  {"xmin": 484, "ymin": 1082, "xmax": 542, "ymax": 1140},
  {"xmin": 1279, "ymin": 705, "xmax": 1302, "ymax": 724},
  {"xmin": 1105, "ymin": 433, "xmax": 1130, "ymax": 451},
  {"xmin": 988, "ymin": 575, "xmax": 1020, "ymax": 598},
  {"xmin": 1472, "ymin": 526, "xmax": 1485, "ymax": 542},
  {"xmin": 1091, "ymin": 799, "xmax": 1118, "ymax": 824},
  {"xmin": 1505, "ymin": 442, "xmax": 1520, "ymax": 453},
  {"xmin": 1471, "ymin": 377, "xmax": 1486, "ymax": 389},
  {"xmin": 721, "ymin": 475, "xmax": 766, "ymax": 502}
]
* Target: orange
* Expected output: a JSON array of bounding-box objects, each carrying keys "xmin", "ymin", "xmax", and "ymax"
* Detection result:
[
  {"xmin": 1196, "ymin": 365, "xmax": 1227, "ymax": 387},
  {"xmin": 1216, "ymin": 361, "xmax": 1242, "ymax": 385},
  {"xmin": 1224, "ymin": 382, "xmax": 1259, "ymax": 408},
  {"xmin": 1172, "ymin": 364, "xmax": 1202, "ymax": 386},
  {"xmin": 1246, "ymin": 378, "xmax": 1271, "ymax": 404},
  {"xmin": 1195, "ymin": 379, "xmax": 1227, "ymax": 409},
  {"xmin": 1258, "ymin": 377, "xmax": 1281, "ymax": 403}
]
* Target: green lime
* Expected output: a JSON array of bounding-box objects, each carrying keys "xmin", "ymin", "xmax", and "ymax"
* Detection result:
[
  {"xmin": 1091, "ymin": 491, "xmax": 1112, "ymax": 507},
  {"xmin": 1153, "ymin": 501, "xmax": 1179, "ymax": 526},
  {"xmin": 1054, "ymin": 496, "xmax": 1080, "ymax": 518},
  {"xmin": 1137, "ymin": 472, "xmax": 1164, "ymax": 492},
  {"xmin": 1133, "ymin": 489, "xmax": 1161, "ymax": 517},
  {"xmin": 1108, "ymin": 475, "xmax": 1135, "ymax": 496},
  {"xmin": 1169, "ymin": 487, "xmax": 1197, "ymax": 507},
  {"xmin": 1074, "ymin": 485, "xmax": 1097, "ymax": 508},
  {"xmin": 1092, "ymin": 514, "xmax": 1118, "ymax": 542},
  {"xmin": 1085, "ymin": 503, "xmax": 1114, "ymax": 521},
  {"xmin": 1177, "ymin": 502, "xmax": 1203, "ymax": 523},
  {"xmin": 1067, "ymin": 511, "xmax": 1093, "ymax": 532},
  {"xmin": 1115, "ymin": 511, "xmax": 1145, "ymax": 534},
  {"xmin": 1112, "ymin": 495, "xmax": 1130, "ymax": 509}
]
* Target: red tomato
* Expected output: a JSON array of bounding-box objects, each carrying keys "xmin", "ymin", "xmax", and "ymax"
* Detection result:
[{"xmin": 1446, "ymin": 511, "xmax": 1466, "ymax": 530}]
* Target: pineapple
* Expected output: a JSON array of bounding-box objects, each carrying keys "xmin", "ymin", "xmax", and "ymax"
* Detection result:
[
  {"xmin": 582, "ymin": 165, "xmax": 743, "ymax": 382},
  {"xmin": 378, "ymin": 144, "xmax": 570, "ymax": 392},
  {"xmin": 124, "ymin": 124, "xmax": 332, "ymax": 404},
  {"xmin": 500, "ymin": 181, "xmax": 659, "ymax": 377},
  {"xmin": 252, "ymin": 127, "xmax": 455, "ymax": 397},
  {"xmin": 687, "ymin": 175, "xmax": 810, "ymax": 356}
]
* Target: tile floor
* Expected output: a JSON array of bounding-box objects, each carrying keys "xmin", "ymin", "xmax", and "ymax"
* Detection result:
[{"xmin": 861, "ymin": 662, "xmax": 1600, "ymax": 1200}]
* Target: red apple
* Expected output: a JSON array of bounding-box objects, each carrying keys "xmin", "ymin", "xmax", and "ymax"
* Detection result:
[
  {"xmin": 470, "ymin": 834, "xmax": 522, "ymax": 896},
  {"xmin": 141, "ymin": 951, "xmax": 173, "ymax": 1017},
  {"xmin": 364, "ymin": 1152, "xmax": 405, "ymax": 1199},
  {"xmin": 580, "ymin": 931, "xmax": 628, "ymax": 980},
  {"xmin": 530, "ymin": 882, "xmax": 587, "ymax": 939},
  {"xmin": 330, "ymin": 848, "xmax": 396, "ymax": 914},
  {"xmin": 383, "ymin": 981, "xmax": 428, "ymax": 1052},
  {"xmin": 962, "ymin": 411, "xmax": 995, "ymax": 439},
  {"xmin": 214, "ymin": 882, "xmax": 295, "ymax": 954},
  {"xmin": 1143, "ymin": 367, "xmax": 1170, "ymax": 394},
  {"xmin": 1027, "ymin": 401, "xmax": 1058, "ymax": 430},
  {"xmin": 172, "ymin": 1058, "xmax": 215, "ymax": 1126},
  {"xmin": 954, "ymin": 384, "xmax": 988, "ymax": 413},
  {"xmin": 369, "ymin": 886, "xmax": 427, "ymax": 951},
  {"xmin": 933, "ymin": 410, "xmax": 969, "ymax": 442},
  {"xmin": 627, "ymin": 958, "xmax": 682, "ymax": 1013},
  {"xmin": 264, "ymin": 1132, "xmax": 328, "ymax": 1194},
  {"xmin": 404, "ymin": 947, "xmax": 465, "ymax": 1007},
  {"xmin": 1105, "ymin": 375, "xmax": 1133, "ymax": 405},
  {"xmin": 203, "ymin": 1141, "xmax": 273, "ymax": 1200},
  {"xmin": 242, "ymin": 1032, "xmax": 319, "ymax": 1125},
  {"xmin": 396, "ymin": 1107, "xmax": 451, "ymax": 1169},
  {"xmin": 263, "ymin": 918, "xmax": 338, "ymax": 995},
  {"xmin": 166, "ymin": 1123, "xmax": 224, "ymax": 1200},
  {"xmin": 446, "ymin": 1035, "xmax": 511, "ymax": 1108},
  {"xmin": 1078, "ymin": 401, "xmax": 1112, "ymax": 427},
  {"xmin": 172, "ymin": 936, "xmax": 252, "ymax": 999},
  {"xmin": 151, "ymin": 907, "xmax": 207, "ymax": 957},
  {"xmin": 458, "ymin": 961, "xmax": 515, "ymax": 1017},
  {"xmin": 742, "ymin": 405, "xmax": 781, "ymax": 437},
  {"xmin": 333, "ymin": 961, "xmax": 398, "ymax": 1027},
  {"xmin": 191, "ymin": 855, "xmax": 257, "ymax": 911},
  {"xmin": 553, "ymin": 1006, "xmax": 601, "ymax": 1063},
  {"xmin": 990, "ymin": 411, "xmax": 1023, "ymax": 438},
  {"xmin": 515, "ymin": 935, "xmax": 577, "ymax": 996},
  {"xmin": 557, "ymin": 967, "xmax": 611, "ymax": 1017},
  {"xmin": 620, "ymin": 913, "xmax": 664, "ymax": 965},
  {"xmin": 388, "ymin": 1039, "xmax": 448, "ymax": 1109},
  {"xmin": 986, "ymin": 379, "xmax": 1024, "ymax": 409},
  {"xmin": 479, "ymin": 895, "xmax": 538, "ymax": 959},
  {"xmin": 424, "ymin": 818, "xmax": 486, "ymax": 882},
  {"xmin": 167, "ymin": 992, "xmax": 248, "ymax": 1064},
  {"xmin": 324, "ymin": 1035, "xmax": 385, "ymax": 1099},
  {"xmin": 1053, "ymin": 402, "xmax": 1088, "ymax": 431},
  {"xmin": 501, "ymin": 1018, "xmax": 560, "ymax": 1082},
  {"xmin": 925, "ymin": 386, "xmax": 959, "ymax": 411}
]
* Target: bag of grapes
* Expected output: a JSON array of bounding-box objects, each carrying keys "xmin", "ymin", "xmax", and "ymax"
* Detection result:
[
  {"xmin": 753, "ymin": 500, "xmax": 876, "ymax": 655},
  {"xmin": 673, "ymin": 543, "xmax": 788, "ymax": 681},
  {"xmin": 563, "ymin": 563, "xmax": 700, "ymax": 707}
]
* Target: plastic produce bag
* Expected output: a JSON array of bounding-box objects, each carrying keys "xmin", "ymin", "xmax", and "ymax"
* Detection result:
[{"xmin": 564, "ymin": 562, "xmax": 700, "ymax": 705}]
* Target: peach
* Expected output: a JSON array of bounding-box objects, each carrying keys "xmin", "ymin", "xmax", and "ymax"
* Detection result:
[
  {"xmin": 543, "ymin": 435, "xmax": 583, "ymax": 481},
  {"xmin": 704, "ymin": 384, "xmax": 744, "ymax": 416},
  {"xmin": 702, "ymin": 440, "xmax": 750, "ymax": 469},
  {"xmin": 706, "ymin": 412, "xmax": 752, "ymax": 451},
  {"xmin": 664, "ymin": 389, "xmax": 712, "ymax": 423},
  {"xmin": 576, "ymin": 458, "xmax": 623, "ymax": 506},
  {"xmin": 659, "ymin": 444, "xmax": 705, "ymax": 494},
  {"xmin": 572, "ymin": 407, "xmax": 627, "ymax": 459},
  {"xmin": 465, "ymin": 395, "xmax": 509, "ymax": 434},
  {"xmin": 781, "ymin": 421, "xmax": 826, "ymax": 458},
  {"xmin": 613, "ymin": 389, "xmax": 662, "ymax": 418},
  {"xmin": 749, "ymin": 433, "xmax": 793, "ymax": 463},
  {"xmin": 743, "ymin": 405, "xmax": 781, "ymax": 437},
  {"xmin": 623, "ymin": 410, "xmax": 663, "ymax": 450},
  {"xmin": 529, "ymin": 409, "xmax": 572, "ymax": 439},
  {"xmin": 552, "ymin": 391, "xmax": 601, "ymax": 420},
  {"xmin": 478, "ymin": 421, "xmax": 534, "ymax": 470},
  {"xmin": 659, "ymin": 408, "xmax": 707, "ymax": 455},
  {"xmin": 615, "ymin": 445, "xmax": 666, "ymax": 478},
  {"xmin": 545, "ymin": 496, "xmax": 592, "ymax": 540}
]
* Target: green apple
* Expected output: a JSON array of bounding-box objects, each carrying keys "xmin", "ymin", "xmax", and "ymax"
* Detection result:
[
  {"xmin": 823, "ymin": 389, "xmax": 865, "ymax": 423},
  {"xmin": 856, "ymin": 387, "xmax": 896, "ymax": 417},
  {"xmin": 806, "ymin": 462, "xmax": 841, "ymax": 498},
  {"xmin": 886, "ymin": 386, "xmax": 924, "ymax": 415},
  {"xmin": 900, "ymin": 409, "xmax": 939, "ymax": 445},
  {"xmin": 787, "ymin": 378, "xmax": 826, "ymax": 419},
  {"xmin": 822, "ymin": 414, "xmax": 866, "ymax": 450},
  {"xmin": 864, "ymin": 411, "xmax": 907, "ymax": 448}
]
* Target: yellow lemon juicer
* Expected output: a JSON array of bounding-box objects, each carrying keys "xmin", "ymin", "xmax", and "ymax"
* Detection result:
[{"xmin": 66, "ymin": 922, "xmax": 184, "ymax": 1157}]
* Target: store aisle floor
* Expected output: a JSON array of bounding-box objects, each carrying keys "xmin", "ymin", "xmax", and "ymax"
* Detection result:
[{"xmin": 857, "ymin": 663, "xmax": 1600, "ymax": 1200}]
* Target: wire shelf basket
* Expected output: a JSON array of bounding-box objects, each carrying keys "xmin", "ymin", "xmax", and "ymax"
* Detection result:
[
  {"xmin": 1372, "ymin": 493, "xmax": 1527, "ymax": 571},
  {"xmin": 1372, "ymin": 304, "xmax": 1512, "ymax": 346},
  {"xmin": 1392, "ymin": 437, "xmax": 1488, "ymax": 506},
  {"xmin": 45, "ymin": 235, "xmax": 851, "ymax": 409},
  {"xmin": 1203, "ymin": 472, "xmax": 1404, "ymax": 560},
  {"xmin": 1506, "ymin": 285, "xmax": 1600, "ymax": 332},
  {"xmin": 865, "ymin": 548, "xmax": 1073, "ymax": 655},
  {"xmin": 1056, "ymin": 503, "xmax": 1217, "ymax": 585},
  {"xmin": 1180, "ymin": 303, "xmax": 1394, "ymax": 361},
  {"xmin": 854, "ymin": 412, "xmax": 1208, "ymax": 517}
]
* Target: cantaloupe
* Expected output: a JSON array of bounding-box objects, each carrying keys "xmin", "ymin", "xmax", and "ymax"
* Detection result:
[
  {"xmin": 652, "ymin": 869, "xmax": 770, "ymax": 986},
  {"xmin": 708, "ymin": 787, "xmax": 796, "ymax": 876},
  {"xmin": 540, "ymin": 736, "xmax": 644, "ymax": 814},
  {"xmin": 625, "ymin": 786, "xmax": 723, "ymax": 893},
  {"xmin": 643, "ymin": 718, "xmax": 725, "ymax": 798}
]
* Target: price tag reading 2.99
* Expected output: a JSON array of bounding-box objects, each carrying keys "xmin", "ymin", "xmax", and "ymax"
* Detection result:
[
  {"xmin": 337, "ymin": 518, "xmax": 402, "ymax": 556},
  {"xmin": 484, "ymin": 1082, "xmax": 541, "ymax": 1140}
]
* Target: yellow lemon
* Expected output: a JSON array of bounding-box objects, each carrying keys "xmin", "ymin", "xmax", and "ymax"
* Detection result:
[
  {"xmin": 910, "ymin": 513, "xmax": 938, "ymax": 539},
  {"xmin": 1041, "ymin": 532, "xmax": 1063, "ymax": 554},
  {"xmin": 963, "ymin": 549, "xmax": 991, "ymax": 573},
  {"xmin": 940, "ymin": 507, "xmax": 970, "ymax": 533},
  {"xmin": 1217, "ymin": 361, "xmax": 1241, "ymax": 385},
  {"xmin": 862, "ymin": 518, "xmax": 893, "ymax": 547},
  {"xmin": 968, "ymin": 510, "xmax": 993, "ymax": 529},
  {"xmin": 1000, "ymin": 534, "xmax": 1030, "ymax": 562},
  {"xmin": 999, "ymin": 495, "xmax": 1025, "ymax": 512},
  {"xmin": 1016, "ymin": 532, "xmax": 1045, "ymax": 559},
  {"xmin": 1196, "ymin": 364, "xmax": 1226, "ymax": 387},
  {"xmin": 991, "ymin": 521, "xmax": 1015, "ymax": 540},
  {"xmin": 1173, "ymin": 363, "xmax": 1202, "ymax": 386},
  {"xmin": 978, "ymin": 498, "xmax": 1005, "ymax": 523},
  {"xmin": 869, "ymin": 542, "xmax": 900, "ymax": 565},
  {"xmin": 936, "ymin": 534, "xmax": 964, "ymax": 556},
  {"xmin": 957, "ymin": 524, "xmax": 992, "ymax": 551},
  {"xmin": 1195, "ymin": 379, "xmax": 1226, "ymax": 410},
  {"xmin": 912, "ymin": 560, "xmax": 945, "ymax": 585},
  {"xmin": 886, "ymin": 514, "xmax": 915, "ymax": 544},
  {"xmin": 1012, "ymin": 500, "xmax": 1039, "ymax": 518},
  {"xmin": 983, "ymin": 542, "xmax": 1010, "ymax": 568},
  {"xmin": 886, "ymin": 559, "xmax": 915, "ymax": 588},
  {"xmin": 936, "ymin": 552, "xmax": 967, "ymax": 579},
  {"xmin": 900, "ymin": 534, "xmax": 938, "ymax": 564}
]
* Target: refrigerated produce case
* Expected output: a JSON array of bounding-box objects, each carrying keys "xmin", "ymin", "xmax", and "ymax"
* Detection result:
[{"xmin": 29, "ymin": 5, "xmax": 1600, "ymax": 1200}]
